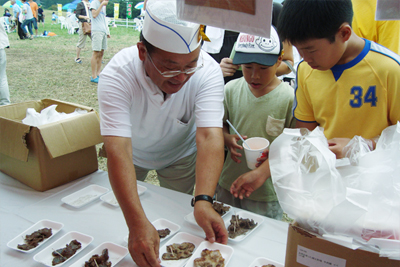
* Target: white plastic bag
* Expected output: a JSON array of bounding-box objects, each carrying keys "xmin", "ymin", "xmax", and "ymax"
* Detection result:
[
  {"xmin": 22, "ymin": 105, "xmax": 88, "ymax": 126},
  {"xmin": 269, "ymin": 127, "xmax": 345, "ymax": 233},
  {"xmin": 270, "ymin": 124, "xmax": 400, "ymax": 257},
  {"xmin": 342, "ymin": 135, "xmax": 374, "ymax": 165}
]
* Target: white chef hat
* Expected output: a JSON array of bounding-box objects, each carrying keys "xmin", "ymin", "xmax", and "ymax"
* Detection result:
[{"xmin": 142, "ymin": 0, "xmax": 202, "ymax": 54}]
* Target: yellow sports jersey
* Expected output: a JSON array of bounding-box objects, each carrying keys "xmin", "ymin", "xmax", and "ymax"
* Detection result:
[
  {"xmin": 294, "ymin": 39, "xmax": 400, "ymax": 139},
  {"xmin": 352, "ymin": 0, "xmax": 400, "ymax": 54}
]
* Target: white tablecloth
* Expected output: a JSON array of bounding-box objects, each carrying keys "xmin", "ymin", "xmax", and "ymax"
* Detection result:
[{"xmin": 0, "ymin": 170, "xmax": 289, "ymax": 266}]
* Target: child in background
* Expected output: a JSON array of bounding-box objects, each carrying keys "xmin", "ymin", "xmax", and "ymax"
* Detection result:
[
  {"xmin": 51, "ymin": 12, "xmax": 57, "ymax": 25},
  {"xmin": 216, "ymin": 26, "xmax": 295, "ymax": 220}
]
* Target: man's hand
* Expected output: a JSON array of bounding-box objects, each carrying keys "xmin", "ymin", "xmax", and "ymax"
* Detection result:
[
  {"xmin": 128, "ymin": 220, "xmax": 161, "ymax": 267},
  {"xmin": 220, "ymin": 58, "xmax": 239, "ymax": 77},
  {"xmin": 224, "ymin": 133, "xmax": 247, "ymax": 163},
  {"xmin": 230, "ymin": 165, "xmax": 269, "ymax": 199},
  {"xmin": 327, "ymin": 137, "xmax": 351, "ymax": 159},
  {"xmin": 193, "ymin": 201, "xmax": 228, "ymax": 244}
]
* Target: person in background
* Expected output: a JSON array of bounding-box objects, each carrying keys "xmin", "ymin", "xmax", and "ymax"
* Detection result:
[
  {"xmin": 11, "ymin": 0, "xmax": 25, "ymax": 40},
  {"xmin": 203, "ymin": 2, "xmax": 294, "ymax": 84},
  {"xmin": 230, "ymin": 0, "xmax": 400, "ymax": 200},
  {"xmin": 3, "ymin": 9, "xmax": 12, "ymax": 28},
  {"xmin": 3, "ymin": 9, "xmax": 12, "ymax": 17},
  {"xmin": 89, "ymin": 0, "xmax": 110, "ymax": 83},
  {"xmin": 29, "ymin": 0, "xmax": 38, "ymax": 37},
  {"xmin": 21, "ymin": 0, "xmax": 34, "ymax": 40},
  {"xmin": 218, "ymin": 27, "xmax": 295, "ymax": 220},
  {"xmin": 37, "ymin": 4, "xmax": 44, "ymax": 29},
  {"xmin": 51, "ymin": 12, "xmax": 57, "ymax": 25},
  {"xmin": 352, "ymin": 0, "xmax": 400, "ymax": 54},
  {"xmin": 98, "ymin": 0, "xmax": 227, "ymax": 265},
  {"xmin": 75, "ymin": 0, "xmax": 91, "ymax": 64},
  {"xmin": 0, "ymin": 23, "xmax": 10, "ymax": 105}
]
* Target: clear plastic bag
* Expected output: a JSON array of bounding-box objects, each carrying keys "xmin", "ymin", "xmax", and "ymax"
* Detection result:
[
  {"xmin": 342, "ymin": 135, "xmax": 374, "ymax": 165},
  {"xmin": 269, "ymin": 124, "xmax": 400, "ymax": 258}
]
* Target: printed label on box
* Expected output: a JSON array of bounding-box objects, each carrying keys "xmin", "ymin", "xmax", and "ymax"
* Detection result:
[{"xmin": 297, "ymin": 245, "xmax": 347, "ymax": 267}]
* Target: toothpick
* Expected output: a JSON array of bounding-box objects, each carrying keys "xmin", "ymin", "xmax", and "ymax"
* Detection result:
[
  {"xmin": 168, "ymin": 245, "xmax": 175, "ymax": 257},
  {"xmin": 52, "ymin": 248, "xmax": 67, "ymax": 260},
  {"xmin": 233, "ymin": 210, "xmax": 239, "ymax": 233},
  {"xmin": 94, "ymin": 258, "xmax": 99, "ymax": 267}
]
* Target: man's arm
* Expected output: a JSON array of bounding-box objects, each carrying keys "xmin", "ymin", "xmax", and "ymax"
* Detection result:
[
  {"xmin": 91, "ymin": 0, "xmax": 108, "ymax": 19},
  {"xmin": 103, "ymin": 136, "xmax": 161, "ymax": 267},
  {"xmin": 193, "ymin": 127, "xmax": 228, "ymax": 244}
]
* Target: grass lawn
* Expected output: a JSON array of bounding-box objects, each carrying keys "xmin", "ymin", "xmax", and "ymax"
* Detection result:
[{"xmin": 1, "ymin": 7, "xmax": 140, "ymax": 173}]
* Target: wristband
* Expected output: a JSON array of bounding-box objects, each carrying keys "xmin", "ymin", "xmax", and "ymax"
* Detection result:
[{"xmin": 191, "ymin": 195, "xmax": 213, "ymax": 207}]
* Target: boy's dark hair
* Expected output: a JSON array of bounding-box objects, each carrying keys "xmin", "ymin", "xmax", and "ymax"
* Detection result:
[{"xmin": 277, "ymin": 0, "xmax": 353, "ymax": 44}]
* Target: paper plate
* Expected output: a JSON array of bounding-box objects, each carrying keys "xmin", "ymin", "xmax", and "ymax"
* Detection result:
[
  {"xmin": 100, "ymin": 191, "xmax": 119, "ymax": 207},
  {"xmin": 101, "ymin": 185, "xmax": 147, "ymax": 207},
  {"xmin": 153, "ymin": 218, "xmax": 181, "ymax": 242},
  {"xmin": 61, "ymin": 184, "xmax": 109, "ymax": 208},
  {"xmin": 185, "ymin": 241, "xmax": 234, "ymax": 267},
  {"xmin": 248, "ymin": 257, "xmax": 284, "ymax": 267},
  {"xmin": 225, "ymin": 210, "xmax": 264, "ymax": 243},
  {"xmin": 159, "ymin": 232, "xmax": 204, "ymax": 267},
  {"xmin": 7, "ymin": 219, "xmax": 64, "ymax": 253},
  {"xmin": 69, "ymin": 241, "xmax": 129, "ymax": 267},
  {"xmin": 33, "ymin": 231, "xmax": 94, "ymax": 266},
  {"xmin": 137, "ymin": 184, "xmax": 147, "ymax": 195}
]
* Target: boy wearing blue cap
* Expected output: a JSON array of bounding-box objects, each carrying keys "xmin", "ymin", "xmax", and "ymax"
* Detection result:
[{"xmin": 217, "ymin": 27, "xmax": 295, "ymax": 220}]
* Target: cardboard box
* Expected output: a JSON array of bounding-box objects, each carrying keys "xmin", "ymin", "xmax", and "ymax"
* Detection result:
[
  {"xmin": 285, "ymin": 223, "xmax": 399, "ymax": 267},
  {"xmin": 0, "ymin": 99, "xmax": 103, "ymax": 191}
]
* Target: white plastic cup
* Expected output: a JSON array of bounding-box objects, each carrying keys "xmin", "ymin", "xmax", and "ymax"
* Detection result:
[{"xmin": 243, "ymin": 137, "xmax": 270, "ymax": 170}]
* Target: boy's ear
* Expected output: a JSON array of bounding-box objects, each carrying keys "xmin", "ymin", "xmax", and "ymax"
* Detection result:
[
  {"xmin": 277, "ymin": 51, "xmax": 284, "ymax": 63},
  {"xmin": 338, "ymin": 23, "xmax": 352, "ymax": 42}
]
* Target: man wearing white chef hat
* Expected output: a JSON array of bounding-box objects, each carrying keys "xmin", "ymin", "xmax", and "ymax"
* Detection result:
[{"xmin": 98, "ymin": 0, "xmax": 227, "ymax": 266}]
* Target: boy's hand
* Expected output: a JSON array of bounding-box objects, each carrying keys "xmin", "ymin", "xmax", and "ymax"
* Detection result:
[
  {"xmin": 220, "ymin": 58, "xmax": 239, "ymax": 77},
  {"xmin": 327, "ymin": 138, "xmax": 351, "ymax": 158},
  {"xmin": 255, "ymin": 149, "xmax": 269, "ymax": 168},
  {"xmin": 224, "ymin": 134, "xmax": 247, "ymax": 163},
  {"xmin": 230, "ymin": 167, "xmax": 269, "ymax": 199}
]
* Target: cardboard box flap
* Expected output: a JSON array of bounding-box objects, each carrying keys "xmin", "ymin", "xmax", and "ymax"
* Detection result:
[
  {"xmin": 42, "ymin": 99, "xmax": 94, "ymax": 113},
  {"xmin": 38, "ymin": 112, "xmax": 103, "ymax": 158},
  {"xmin": 0, "ymin": 117, "xmax": 31, "ymax": 161},
  {"xmin": 0, "ymin": 99, "xmax": 54, "ymax": 120}
]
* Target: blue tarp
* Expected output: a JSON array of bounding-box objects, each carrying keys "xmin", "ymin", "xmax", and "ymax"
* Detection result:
[
  {"xmin": 62, "ymin": 0, "xmax": 81, "ymax": 10},
  {"xmin": 2, "ymin": 0, "xmax": 22, "ymax": 8}
]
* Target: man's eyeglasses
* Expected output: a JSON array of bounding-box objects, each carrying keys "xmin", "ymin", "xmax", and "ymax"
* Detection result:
[{"xmin": 146, "ymin": 52, "xmax": 204, "ymax": 78}]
